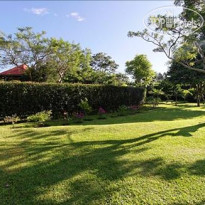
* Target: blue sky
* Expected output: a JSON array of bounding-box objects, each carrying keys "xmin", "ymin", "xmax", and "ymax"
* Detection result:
[{"xmin": 0, "ymin": 1, "xmax": 174, "ymax": 74}]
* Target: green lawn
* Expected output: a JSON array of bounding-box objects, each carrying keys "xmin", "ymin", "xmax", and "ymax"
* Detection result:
[{"xmin": 1, "ymin": 103, "xmax": 205, "ymax": 204}]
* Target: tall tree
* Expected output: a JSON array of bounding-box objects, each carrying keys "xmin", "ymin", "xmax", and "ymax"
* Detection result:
[
  {"xmin": 65, "ymin": 51, "xmax": 125, "ymax": 85},
  {"xmin": 167, "ymin": 61, "xmax": 205, "ymax": 106},
  {"xmin": 47, "ymin": 38, "xmax": 83, "ymax": 83},
  {"xmin": 0, "ymin": 27, "xmax": 49, "ymax": 69},
  {"xmin": 126, "ymin": 54, "xmax": 155, "ymax": 86},
  {"xmin": 91, "ymin": 52, "xmax": 119, "ymax": 73},
  {"xmin": 63, "ymin": 48, "xmax": 96, "ymax": 84},
  {"xmin": 128, "ymin": 1, "xmax": 205, "ymax": 74}
]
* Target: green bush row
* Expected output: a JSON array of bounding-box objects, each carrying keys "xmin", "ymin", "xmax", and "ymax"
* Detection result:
[{"xmin": 0, "ymin": 82, "xmax": 145, "ymax": 117}]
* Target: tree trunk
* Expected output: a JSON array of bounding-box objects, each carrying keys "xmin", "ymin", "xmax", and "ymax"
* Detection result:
[{"xmin": 197, "ymin": 97, "xmax": 200, "ymax": 107}]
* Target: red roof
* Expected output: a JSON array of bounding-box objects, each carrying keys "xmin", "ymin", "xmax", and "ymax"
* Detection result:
[{"xmin": 0, "ymin": 65, "xmax": 27, "ymax": 76}]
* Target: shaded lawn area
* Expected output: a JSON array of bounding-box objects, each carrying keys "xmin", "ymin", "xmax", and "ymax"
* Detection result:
[{"xmin": 1, "ymin": 104, "xmax": 205, "ymax": 204}]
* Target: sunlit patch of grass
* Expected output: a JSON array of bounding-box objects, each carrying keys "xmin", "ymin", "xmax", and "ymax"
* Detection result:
[{"xmin": 1, "ymin": 103, "xmax": 205, "ymax": 204}]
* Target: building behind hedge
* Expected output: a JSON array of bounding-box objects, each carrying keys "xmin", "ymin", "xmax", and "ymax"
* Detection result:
[{"xmin": 0, "ymin": 65, "xmax": 27, "ymax": 81}]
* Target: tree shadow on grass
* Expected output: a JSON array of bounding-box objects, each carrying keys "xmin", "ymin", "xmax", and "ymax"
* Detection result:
[
  {"xmin": 189, "ymin": 159, "xmax": 205, "ymax": 176},
  {"xmin": 1, "ymin": 124, "xmax": 205, "ymax": 204},
  {"xmin": 12, "ymin": 105, "xmax": 205, "ymax": 129},
  {"xmin": 171, "ymin": 200, "xmax": 205, "ymax": 205},
  {"xmin": 72, "ymin": 106, "xmax": 205, "ymax": 126}
]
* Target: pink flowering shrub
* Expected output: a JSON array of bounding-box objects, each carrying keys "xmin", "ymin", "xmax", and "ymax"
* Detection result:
[
  {"xmin": 98, "ymin": 107, "xmax": 107, "ymax": 119},
  {"xmin": 98, "ymin": 107, "xmax": 106, "ymax": 115},
  {"xmin": 73, "ymin": 112, "xmax": 84, "ymax": 118},
  {"xmin": 128, "ymin": 105, "xmax": 139, "ymax": 111},
  {"xmin": 72, "ymin": 112, "xmax": 84, "ymax": 123}
]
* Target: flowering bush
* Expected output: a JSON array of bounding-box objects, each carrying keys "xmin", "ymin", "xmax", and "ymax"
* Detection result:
[
  {"xmin": 98, "ymin": 107, "xmax": 107, "ymax": 119},
  {"xmin": 72, "ymin": 112, "xmax": 84, "ymax": 123},
  {"xmin": 98, "ymin": 107, "xmax": 106, "ymax": 115},
  {"xmin": 128, "ymin": 105, "xmax": 140, "ymax": 112}
]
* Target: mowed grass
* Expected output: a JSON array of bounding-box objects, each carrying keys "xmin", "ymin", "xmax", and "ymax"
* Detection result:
[{"xmin": 1, "ymin": 103, "xmax": 205, "ymax": 204}]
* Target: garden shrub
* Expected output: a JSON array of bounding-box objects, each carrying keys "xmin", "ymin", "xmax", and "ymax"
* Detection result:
[
  {"xmin": 146, "ymin": 96, "xmax": 161, "ymax": 107},
  {"xmin": 4, "ymin": 114, "xmax": 20, "ymax": 128},
  {"xmin": 78, "ymin": 98, "xmax": 92, "ymax": 115},
  {"xmin": 0, "ymin": 82, "xmax": 145, "ymax": 117},
  {"xmin": 98, "ymin": 107, "xmax": 107, "ymax": 119},
  {"xmin": 27, "ymin": 110, "xmax": 52, "ymax": 126},
  {"xmin": 72, "ymin": 112, "xmax": 84, "ymax": 123},
  {"xmin": 117, "ymin": 105, "xmax": 128, "ymax": 116}
]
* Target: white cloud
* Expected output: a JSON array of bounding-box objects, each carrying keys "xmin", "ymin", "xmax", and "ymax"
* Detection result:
[
  {"xmin": 24, "ymin": 8, "xmax": 49, "ymax": 15},
  {"xmin": 77, "ymin": 17, "xmax": 84, "ymax": 22},
  {"xmin": 67, "ymin": 12, "xmax": 85, "ymax": 22},
  {"xmin": 70, "ymin": 12, "xmax": 79, "ymax": 17}
]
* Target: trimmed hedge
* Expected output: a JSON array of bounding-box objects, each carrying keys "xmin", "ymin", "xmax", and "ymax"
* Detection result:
[{"xmin": 0, "ymin": 82, "xmax": 145, "ymax": 117}]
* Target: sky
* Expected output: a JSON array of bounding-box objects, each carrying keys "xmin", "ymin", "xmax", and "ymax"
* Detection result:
[{"xmin": 0, "ymin": 0, "xmax": 175, "ymax": 74}]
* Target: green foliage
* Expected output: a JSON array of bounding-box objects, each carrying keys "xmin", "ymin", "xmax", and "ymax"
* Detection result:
[
  {"xmin": 147, "ymin": 86, "xmax": 165, "ymax": 103},
  {"xmin": 181, "ymin": 89, "xmax": 192, "ymax": 100},
  {"xmin": 64, "ymin": 65, "xmax": 129, "ymax": 86},
  {"xmin": 126, "ymin": 54, "xmax": 155, "ymax": 86},
  {"xmin": 0, "ymin": 28, "xmax": 128, "ymax": 85},
  {"xmin": 79, "ymin": 98, "xmax": 92, "ymax": 115},
  {"xmin": 25, "ymin": 65, "xmax": 56, "ymax": 83},
  {"xmin": 72, "ymin": 112, "xmax": 84, "ymax": 123},
  {"xmin": 117, "ymin": 105, "xmax": 128, "ymax": 116},
  {"xmin": 27, "ymin": 110, "xmax": 52, "ymax": 124},
  {"xmin": 128, "ymin": 2, "xmax": 205, "ymax": 75},
  {"xmin": 91, "ymin": 52, "xmax": 118, "ymax": 73},
  {"xmin": 174, "ymin": 0, "xmax": 205, "ymax": 36},
  {"xmin": 146, "ymin": 96, "xmax": 161, "ymax": 107},
  {"xmin": 174, "ymin": 43, "xmax": 198, "ymax": 65},
  {"xmin": 157, "ymin": 80, "xmax": 173, "ymax": 101},
  {"xmin": 48, "ymin": 38, "xmax": 86, "ymax": 83},
  {"xmin": 0, "ymin": 82, "xmax": 145, "ymax": 118},
  {"xmin": 0, "ymin": 27, "xmax": 49, "ymax": 70},
  {"xmin": 167, "ymin": 61, "xmax": 205, "ymax": 106},
  {"xmin": 97, "ymin": 107, "xmax": 107, "ymax": 119},
  {"xmin": 149, "ymin": 88, "xmax": 164, "ymax": 98}
]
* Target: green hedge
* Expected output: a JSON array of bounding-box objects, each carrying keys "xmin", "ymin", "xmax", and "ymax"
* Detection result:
[{"xmin": 0, "ymin": 82, "xmax": 145, "ymax": 117}]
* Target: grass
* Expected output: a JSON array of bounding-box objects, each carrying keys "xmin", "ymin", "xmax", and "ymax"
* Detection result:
[{"xmin": 1, "ymin": 103, "xmax": 205, "ymax": 204}]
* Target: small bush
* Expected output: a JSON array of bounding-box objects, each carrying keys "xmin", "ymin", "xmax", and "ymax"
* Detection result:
[
  {"xmin": 117, "ymin": 105, "xmax": 128, "ymax": 116},
  {"xmin": 72, "ymin": 112, "xmax": 84, "ymax": 123},
  {"xmin": 79, "ymin": 98, "xmax": 92, "ymax": 115},
  {"xmin": 4, "ymin": 114, "xmax": 20, "ymax": 128},
  {"xmin": 146, "ymin": 97, "xmax": 161, "ymax": 107},
  {"xmin": 27, "ymin": 110, "xmax": 52, "ymax": 126},
  {"xmin": 128, "ymin": 105, "xmax": 140, "ymax": 112},
  {"xmin": 98, "ymin": 107, "xmax": 107, "ymax": 119}
]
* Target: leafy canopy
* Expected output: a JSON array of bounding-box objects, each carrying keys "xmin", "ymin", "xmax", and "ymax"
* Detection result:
[{"xmin": 126, "ymin": 54, "xmax": 155, "ymax": 86}]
